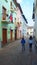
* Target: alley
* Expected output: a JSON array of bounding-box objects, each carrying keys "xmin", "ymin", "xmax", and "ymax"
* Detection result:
[
  {"xmin": 0, "ymin": 0, "xmax": 37, "ymax": 65},
  {"xmin": 0, "ymin": 39, "xmax": 37, "ymax": 65}
]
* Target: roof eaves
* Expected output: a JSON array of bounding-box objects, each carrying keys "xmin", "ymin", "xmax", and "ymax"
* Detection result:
[{"xmin": 13, "ymin": 0, "xmax": 28, "ymax": 23}]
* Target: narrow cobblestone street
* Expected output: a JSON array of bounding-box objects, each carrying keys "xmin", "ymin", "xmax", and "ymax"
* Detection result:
[
  {"xmin": 0, "ymin": 39, "xmax": 37, "ymax": 65},
  {"xmin": 0, "ymin": 0, "xmax": 37, "ymax": 65}
]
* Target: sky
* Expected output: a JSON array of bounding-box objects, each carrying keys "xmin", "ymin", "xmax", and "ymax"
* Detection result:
[{"xmin": 17, "ymin": 0, "xmax": 34, "ymax": 26}]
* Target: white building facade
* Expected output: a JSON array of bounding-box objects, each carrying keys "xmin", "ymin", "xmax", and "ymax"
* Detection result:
[{"xmin": 33, "ymin": 0, "xmax": 37, "ymax": 42}]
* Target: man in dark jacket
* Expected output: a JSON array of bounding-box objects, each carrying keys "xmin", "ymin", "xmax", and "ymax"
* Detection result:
[{"xmin": 21, "ymin": 37, "xmax": 26, "ymax": 51}]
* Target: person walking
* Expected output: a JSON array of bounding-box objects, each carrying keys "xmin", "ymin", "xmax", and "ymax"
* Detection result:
[
  {"xmin": 29, "ymin": 36, "xmax": 33, "ymax": 51},
  {"xmin": 21, "ymin": 36, "xmax": 26, "ymax": 51}
]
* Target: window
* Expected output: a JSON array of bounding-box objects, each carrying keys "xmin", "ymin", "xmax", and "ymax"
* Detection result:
[
  {"xmin": 5, "ymin": 0, "xmax": 8, "ymax": 2},
  {"xmin": 2, "ymin": 6, "xmax": 6, "ymax": 20},
  {"xmin": 10, "ymin": 2, "xmax": 12, "ymax": 9}
]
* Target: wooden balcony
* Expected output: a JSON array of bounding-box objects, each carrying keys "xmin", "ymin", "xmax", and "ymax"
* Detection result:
[
  {"xmin": 10, "ymin": 8, "xmax": 16, "ymax": 13},
  {"xmin": 1, "ymin": 20, "xmax": 9, "ymax": 24}
]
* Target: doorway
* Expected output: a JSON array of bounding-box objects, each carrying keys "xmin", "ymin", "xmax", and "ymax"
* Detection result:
[
  {"xmin": 2, "ymin": 29, "xmax": 7, "ymax": 45},
  {"xmin": 10, "ymin": 30, "xmax": 13, "ymax": 41},
  {"xmin": 15, "ymin": 29, "xmax": 17, "ymax": 40}
]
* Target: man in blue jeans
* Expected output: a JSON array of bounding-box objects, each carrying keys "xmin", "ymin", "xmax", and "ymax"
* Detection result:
[
  {"xmin": 21, "ymin": 37, "xmax": 26, "ymax": 51},
  {"xmin": 29, "ymin": 36, "xmax": 33, "ymax": 51}
]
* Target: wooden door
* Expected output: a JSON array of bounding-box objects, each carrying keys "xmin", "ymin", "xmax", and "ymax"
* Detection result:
[
  {"xmin": 2, "ymin": 29, "xmax": 7, "ymax": 45},
  {"xmin": 10, "ymin": 30, "xmax": 13, "ymax": 41},
  {"xmin": 20, "ymin": 30, "xmax": 21, "ymax": 38},
  {"xmin": 15, "ymin": 29, "xmax": 17, "ymax": 40}
]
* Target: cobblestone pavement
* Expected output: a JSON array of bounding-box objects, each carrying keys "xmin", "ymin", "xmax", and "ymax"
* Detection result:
[{"xmin": 0, "ymin": 39, "xmax": 37, "ymax": 65}]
